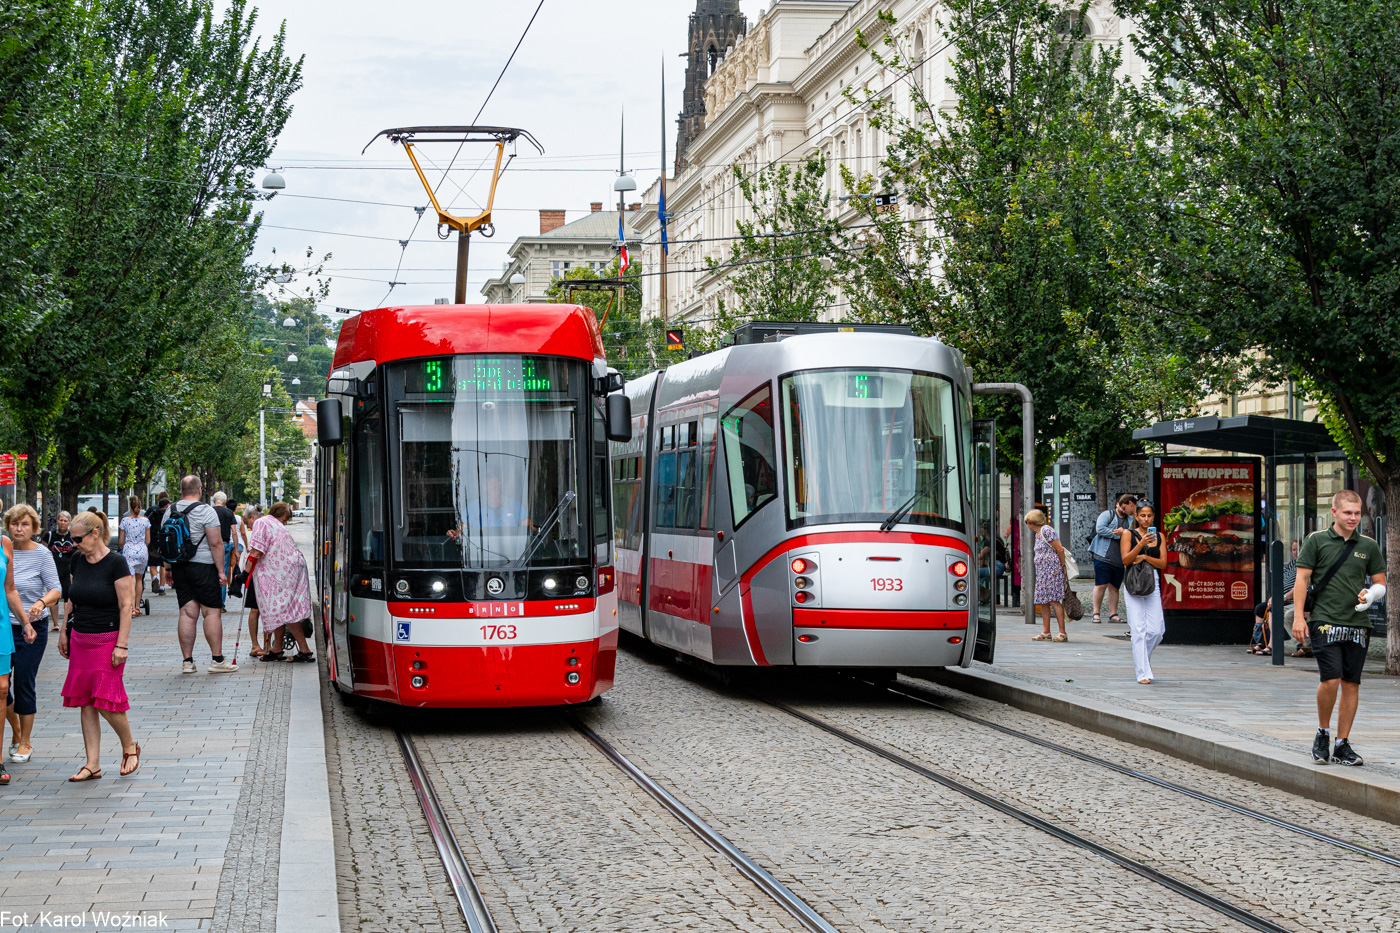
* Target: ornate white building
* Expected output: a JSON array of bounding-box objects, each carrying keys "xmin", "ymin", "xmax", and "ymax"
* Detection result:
[{"xmin": 635, "ymin": 0, "xmax": 1140, "ymax": 326}]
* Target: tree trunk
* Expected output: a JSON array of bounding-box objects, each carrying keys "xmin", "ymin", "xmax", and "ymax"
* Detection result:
[
  {"xmin": 1385, "ymin": 473, "xmax": 1400, "ymax": 676},
  {"xmin": 1095, "ymin": 457, "xmax": 1109, "ymax": 514},
  {"xmin": 23, "ymin": 434, "xmax": 39, "ymax": 506}
]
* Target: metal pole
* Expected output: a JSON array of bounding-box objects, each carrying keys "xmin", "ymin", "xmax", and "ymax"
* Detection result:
[
  {"xmin": 454, "ymin": 230, "xmax": 470, "ymax": 304},
  {"xmin": 259, "ymin": 409, "xmax": 267, "ymax": 508},
  {"xmin": 973, "ymin": 383, "xmax": 1036, "ymax": 629},
  {"xmin": 1269, "ymin": 539, "xmax": 1286, "ymax": 666}
]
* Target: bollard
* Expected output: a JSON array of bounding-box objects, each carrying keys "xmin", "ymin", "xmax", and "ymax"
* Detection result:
[{"xmin": 1270, "ymin": 539, "xmax": 1286, "ymax": 666}]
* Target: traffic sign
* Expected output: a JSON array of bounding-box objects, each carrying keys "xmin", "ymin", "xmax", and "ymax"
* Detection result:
[
  {"xmin": 872, "ymin": 192, "xmax": 899, "ymax": 214},
  {"xmin": 666, "ymin": 328, "xmax": 684, "ymax": 351}
]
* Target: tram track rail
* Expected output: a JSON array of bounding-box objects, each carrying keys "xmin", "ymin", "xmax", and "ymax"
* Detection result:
[
  {"xmin": 766, "ymin": 698, "xmax": 1297, "ymax": 933},
  {"xmin": 878, "ymin": 677, "xmax": 1400, "ymax": 870}
]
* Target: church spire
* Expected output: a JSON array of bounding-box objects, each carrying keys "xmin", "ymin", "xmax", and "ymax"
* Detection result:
[{"xmin": 676, "ymin": 0, "xmax": 747, "ymax": 175}]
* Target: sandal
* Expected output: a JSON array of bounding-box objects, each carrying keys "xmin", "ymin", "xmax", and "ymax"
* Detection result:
[
  {"xmin": 1091, "ymin": 612, "xmax": 1102, "ymax": 624},
  {"xmin": 120, "ymin": 744, "xmax": 141, "ymax": 777},
  {"xmin": 1108, "ymin": 614, "xmax": 1123, "ymax": 624},
  {"xmin": 286, "ymin": 651, "xmax": 315, "ymax": 663},
  {"xmin": 68, "ymin": 766, "xmax": 102, "ymax": 782},
  {"xmin": 0, "ymin": 765, "xmax": 9, "ymax": 785},
  {"xmin": 1032, "ymin": 632, "xmax": 1052, "ymax": 641},
  {"xmin": 249, "ymin": 646, "xmax": 267, "ymax": 659},
  {"xmin": 1052, "ymin": 632, "xmax": 1069, "ymax": 642},
  {"xmin": 260, "ymin": 651, "xmax": 286, "ymax": 662}
]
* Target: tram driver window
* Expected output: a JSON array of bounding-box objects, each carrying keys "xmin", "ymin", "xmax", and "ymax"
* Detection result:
[
  {"xmin": 721, "ymin": 386, "xmax": 778, "ymax": 528},
  {"xmin": 354, "ymin": 412, "xmax": 385, "ymax": 566}
]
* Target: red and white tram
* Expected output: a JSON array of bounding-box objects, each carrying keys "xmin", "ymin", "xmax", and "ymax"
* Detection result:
[
  {"xmin": 611, "ymin": 323, "xmax": 997, "ymax": 671},
  {"xmin": 314, "ymin": 304, "xmax": 632, "ymax": 707}
]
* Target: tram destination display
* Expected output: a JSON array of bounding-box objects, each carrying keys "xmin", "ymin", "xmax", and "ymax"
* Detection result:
[
  {"xmin": 406, "ymin": 357, "xmax": 555, "ymax": 395},
  {"xmin": 1154, "ymin": 458, "xmax": 1260, "ymax": 611}
]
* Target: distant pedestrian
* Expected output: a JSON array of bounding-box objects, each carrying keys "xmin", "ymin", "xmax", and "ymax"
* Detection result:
[
  {"xmin": 1120, "ymin": 501, "xmax": 1167, "ymax": 684},
  {"xmin": 1026, "ymin": 509, "xmax": 1069, "ymax": 642},
  {"xmin": 117, "ymin": 496, "xmax": 151, "ymax": 617},
  {"xmin": 57, "ymin": 510, "xmax": 140, "ymax": 781},
  {"xmin": 41, "ymin": 511, "xmax": 76, "ymax": 633},
  {"xmin": 145, "ymin": 494, "xmax": 170, "ymax": 596},
  {"xmin": 976, "ymin": 521, "xmax": 1009, "ymax": 591},
  {"xmin": 246, "ymin": 503, "xmax": 313, "ymax": 663},
  {"xmin": 1293, "ymin": 489, "xmax": 1386, "ymax": 766},
  {"xmin": 211, "ymin": 492, "xmax": 237, "ymax": 605},
  {"xmin": 161, "ymin": 476, "xmax": 235, "ymax": 674},
  {"xmin": 1, "ymin": 514, "xmax": 40, "ymax": 784},
  {"xmin": 4, "ymin": 504, "xmax": 59, "ymax": 766},
  {"xmin": 1089, "ymin": 494, "xmax": 1137, "ymax": 624}
]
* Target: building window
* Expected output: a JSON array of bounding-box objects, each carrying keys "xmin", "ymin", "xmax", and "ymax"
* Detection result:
[{"xmin": 551, "ymin": 260, "xmax": 573, "ymax": 279}]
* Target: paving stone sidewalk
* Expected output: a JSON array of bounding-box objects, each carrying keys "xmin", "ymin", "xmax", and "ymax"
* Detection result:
[{"xmin": 0, "ymin": 527, "xmax": 334, "ymax": 933}]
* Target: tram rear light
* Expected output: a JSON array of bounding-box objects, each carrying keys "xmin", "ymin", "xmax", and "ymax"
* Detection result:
[
  {"xmin": 410, "ymin": 675, "xmax": 427, "ymax": 689},
  {"xmin": 954, "ymin": 579, "xmax": 968, "ymax": 592},
  {"xmin": 797, "ymin": 634, "xmax": 817, "ymax": 642},
  {"xmin": 794, "ymin": 576, "xmax": 812, "ymax": 589},
  {"xmin": 794, "ymin": 591, "xmax": 812, "ymax": 604},
  {"xmin": 791, "ymin": 557, "xmax": 815, "ymax": 574},
  {"xmin": 411, "ymin": 661, "xmax": 425, "ymax": 670},
  {"xmin": 954, "ymin": 594, "xmax": 968, "ymax": 606},
  {"xmin": 949, "ymin": 561, "xmax": 968, "ymax": 577},
  {"xmin": 566, "ymin": 671, "xmax": 581, "ymax": 685},
  {"xmin": 948, "ymin": 636, "xmax": 963, "ymax": 644}
]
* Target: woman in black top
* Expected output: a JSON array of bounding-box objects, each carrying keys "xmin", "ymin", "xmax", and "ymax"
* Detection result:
[
  {"xmin": 42, "ymin": 511, "xmax": 75, "ymax": 633},
  {"xmin": 57, "ymin": 511, "xmax": 141, "ymax": 781}
]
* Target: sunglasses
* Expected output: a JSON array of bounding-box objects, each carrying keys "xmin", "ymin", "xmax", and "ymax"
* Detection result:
[{"xmin": 71, "ymin": 529, "xmax": 94, "ymax": 543}]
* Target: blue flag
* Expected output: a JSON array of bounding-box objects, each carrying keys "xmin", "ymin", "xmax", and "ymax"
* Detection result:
[{"xmin": 658, "ymin": 187, "xmax": 668, "ymax": 256}]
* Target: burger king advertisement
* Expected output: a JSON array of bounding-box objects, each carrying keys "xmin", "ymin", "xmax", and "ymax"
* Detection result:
[{"xmin": 1153, "ymin": 458, "xmax": 1261, "ymax": 612}]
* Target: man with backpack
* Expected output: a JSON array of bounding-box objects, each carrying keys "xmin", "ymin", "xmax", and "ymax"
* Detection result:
[
  {"xmin": 145, "ymin": 493, "xmax": 170, "ymax": 595},
  {"xmin": 1088, "ymin": 494, "xmax": 1137, "ymax": 624},
  {"xmin": 161, "ymin": 475, "xmax": 235, "ymax": 674},
  {"xmin": 1292, "ymin": 489, "xmax": 1385, "ymax": 765}
]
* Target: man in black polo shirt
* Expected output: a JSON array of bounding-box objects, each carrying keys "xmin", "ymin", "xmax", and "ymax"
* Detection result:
[{"xmin": 1292, "ymin": 489, "xmax": 1386, "ymax": 765}]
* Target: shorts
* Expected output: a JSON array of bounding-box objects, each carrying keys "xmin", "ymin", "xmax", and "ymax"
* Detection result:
[
  {"xmin": 1310, "ymin": 622, "xmax": 1368, "ymax": 683},
  {"xmin": 170, "ymin": 562, "xmax": 224, "ymax": 611},
  {"xmin": 1093, "ymin": 559, "xmax": 1125, "ymax": 588},
  {"xmin": 148, "ymin": 546, "xmax": 164, "ymax": 569}
]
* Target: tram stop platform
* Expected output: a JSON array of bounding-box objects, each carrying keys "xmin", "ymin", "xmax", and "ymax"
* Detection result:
[
  {"xmin": 0, "ymin": 522, "xmax": 338, "ymax": 933},
  {"xmin": 919, "ymin": 604, "xmax": 1400, "ymax": 826}
]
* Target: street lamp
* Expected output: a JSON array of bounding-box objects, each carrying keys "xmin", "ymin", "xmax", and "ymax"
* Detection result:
[
  {"xmin": 287, "ymin": 352, "xmax": 299, "ymax": 363},
  {"xmin": 613, "ymin": 174, "xmax": 637, "ymax": 194},
  {"xmin": 261, "ymin": 169, "xmax": 286, "ymax": 190},
  {"xmin": 291, "ymin": 377, "xmax": 301, "ymax": 386},
  {"xmin": 509, "ymin": 272, "xmax": 525, "ymax": 285}
]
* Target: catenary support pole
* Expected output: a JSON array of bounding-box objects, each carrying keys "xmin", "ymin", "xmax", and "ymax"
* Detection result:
[
  {"xmin": 454, "ymin": 230, "xmax": 470, "ymax": 304},
  {"xmin": 259, "ymin": 409, "xmax": 267, "ymax": 508},
  {"xmin": 973, "ymin": 383, "xmax": 1036, "ymax": 629},
  {"xmin": 1270, "ymin": 539, "xmax": 1286, "ymax": 666}
]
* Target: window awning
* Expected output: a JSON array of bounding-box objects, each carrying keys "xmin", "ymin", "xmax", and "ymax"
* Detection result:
[{"xmin": 1132, "ymin": 415, "xmax": 1341, "ymax": 458}]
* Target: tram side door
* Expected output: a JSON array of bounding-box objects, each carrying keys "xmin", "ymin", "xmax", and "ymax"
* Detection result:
[
  {"xmin": 973, "ymin": 419, "xmax": 998, "ymax": 664},
  {"xmin": 329, "ymin": 436, "xmax": 354, "ymax": 688}
]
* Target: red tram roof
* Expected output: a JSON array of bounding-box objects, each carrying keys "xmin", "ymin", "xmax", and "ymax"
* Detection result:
[{"xmin": 331, "ymin": 304, "xmax": 605, "ymax": 370}]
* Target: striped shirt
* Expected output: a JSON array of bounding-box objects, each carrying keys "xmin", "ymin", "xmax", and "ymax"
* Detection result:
[{"xmin": 11, "ymin": 544, "xmax": 61, "ymax": 622}]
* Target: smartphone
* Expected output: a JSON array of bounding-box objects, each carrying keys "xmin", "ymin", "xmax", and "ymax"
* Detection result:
[{"xmin": 1147, "ymin": 526, "xmax": 1158, "ymax": 537}]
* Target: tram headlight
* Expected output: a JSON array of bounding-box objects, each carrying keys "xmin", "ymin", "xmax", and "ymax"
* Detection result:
[
  {"xmin": 575, "ymin": 575, "xmax": 590, "ymax": 591},
  {"xmin": 794, "ymin": 576, "xmax": 813, "ymax": 589},
  {"xmin": 566, "ymin": 671, "xmax": 581, "ymax": 685},
  {"xmin": 544, "ymin": 577, "xmax": 557, "ymax": 591},
  {"xmin": 430, "ymin": 579, "xmax": 446, "ymax": 594},
  {"xmin": 395, "ymin": 579, "xmax": 411, "ymax": 595}
]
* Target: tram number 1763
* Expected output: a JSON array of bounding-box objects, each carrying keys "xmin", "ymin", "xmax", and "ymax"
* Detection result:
[
  {"xmin": 871, "ymin": 578, "xmax": 905, "ymax": 592},
  {"xmin": 481, "ymin": 624, "xmax": 519, "ymax": 640}
]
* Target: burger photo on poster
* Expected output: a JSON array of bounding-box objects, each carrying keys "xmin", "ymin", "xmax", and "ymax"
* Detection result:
[{"xmin": 1164, "ymin": 482, "xmax": 1255, "ymax": 572}]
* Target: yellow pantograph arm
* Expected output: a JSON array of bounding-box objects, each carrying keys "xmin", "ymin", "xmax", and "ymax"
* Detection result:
[{"xmin": 401, "ymin": 140, "xmax": 507, "ymax": 235}]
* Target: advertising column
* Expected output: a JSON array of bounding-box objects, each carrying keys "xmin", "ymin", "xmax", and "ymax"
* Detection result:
[{"xmin": 1152, "ymin": 457, "xmax": 1261, "ymax": 642}]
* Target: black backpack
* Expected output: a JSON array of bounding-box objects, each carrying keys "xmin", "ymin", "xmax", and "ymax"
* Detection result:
[{"xmin": 158, "ymin": 502, "xmax": 201, "ymax": 564}]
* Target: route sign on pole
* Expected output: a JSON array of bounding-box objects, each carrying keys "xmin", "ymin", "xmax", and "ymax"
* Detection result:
[{"xmin": 872, "ymin": 192, "xmax": 899, "ymax": 214}]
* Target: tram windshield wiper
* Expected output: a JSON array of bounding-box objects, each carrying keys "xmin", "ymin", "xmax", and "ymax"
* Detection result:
[
  {"xmin": 879, "ymin": 465, "xmax": 953, "ymax": 532},
  {"xmin": 519, "ymin": 490, "xmax": 576, "ymax": 565}
]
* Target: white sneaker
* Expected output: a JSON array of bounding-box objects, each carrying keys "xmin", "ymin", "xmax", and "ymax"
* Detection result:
[
  {"xmin": 208, "ymin": 658, "xmax": 238, "ymax": 674},
  {"xmin": 181, "ymin": 660, "xmax": 197, "ymax": 674}
]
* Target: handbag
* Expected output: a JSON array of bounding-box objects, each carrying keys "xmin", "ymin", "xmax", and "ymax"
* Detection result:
[
  {"xmin": 1304, "ymin": 538, "xmax": 1357, "ymax": 613},
  {"xmin": 1063, "ymin": 552, "xmax": 1080, "ymax": 580},
  {"xmin": 1062, "ymin": 589, "xmax": 1084, "ymax": 620},
  {"xmin": 1125, "ymin": 560, "xmax": 1155, "ymax": 597}
]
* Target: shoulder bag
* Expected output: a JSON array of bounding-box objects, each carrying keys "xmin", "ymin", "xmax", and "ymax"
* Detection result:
[
  {"xmin": 1303, "ymin": 538, "xmax": 1358, "ymax": 613},
  {"xmin": 1124, "ymin": 530, "xmax": 1156, "ymax": 597}
]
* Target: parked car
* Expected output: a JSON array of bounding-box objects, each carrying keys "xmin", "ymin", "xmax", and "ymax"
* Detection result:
[{"xmin": 293, "ymin": 507, "xmax": 314, "ymax": 517}]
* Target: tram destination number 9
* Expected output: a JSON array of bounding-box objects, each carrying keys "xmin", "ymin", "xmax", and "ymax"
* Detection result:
[
  {"xmin": 481, "ymin": 624, "xmax": 518, "ymax": 640},
  {"xmin": 871, "ymin": 578, "xmax": 904, "ymax": 592}
]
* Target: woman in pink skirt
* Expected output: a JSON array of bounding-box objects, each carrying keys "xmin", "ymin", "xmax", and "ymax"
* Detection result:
[
  {"xmin": 58, "ymin": 511, "xmax": 141, "ymax": 781},
  {"xmin": 245, "ymin": 502, "xmax": 313, "ymax": 663}
]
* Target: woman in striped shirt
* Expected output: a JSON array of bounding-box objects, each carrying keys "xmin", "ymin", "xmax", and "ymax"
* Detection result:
[{"xmin": 4, "ymin": 505, "xmax": 59, "ymax": 766}]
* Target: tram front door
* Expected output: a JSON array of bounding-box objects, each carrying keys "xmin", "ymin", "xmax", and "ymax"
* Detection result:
[{"xmin": 973, "ymin": 419, "xmax": 998, "ymax": 664}]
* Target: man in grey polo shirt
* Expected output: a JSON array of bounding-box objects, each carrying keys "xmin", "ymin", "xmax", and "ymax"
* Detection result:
[{"xmin": 162, "ymin": 475, "xmax": 235, "ymax": 674}]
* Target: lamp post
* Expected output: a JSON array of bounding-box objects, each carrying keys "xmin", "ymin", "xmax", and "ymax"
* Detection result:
[{"xmin": 613, "ymin": 172, "xmax": 636, "ymax": 325}]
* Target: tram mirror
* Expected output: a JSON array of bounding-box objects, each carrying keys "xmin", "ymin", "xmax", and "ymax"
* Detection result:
[
  {"xmin": 317, "ymin": 399, "xmax": 344, "ymax": 446},
  {"xmin": 605, "ymin": 393, "xmax": 632, "ymax": 442}
]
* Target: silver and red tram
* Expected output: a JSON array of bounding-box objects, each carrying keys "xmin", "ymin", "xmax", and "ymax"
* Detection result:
[
  {"xmin": 611, "ymin": 324, "xmax": 997, "ymax": 671},
  {"xmin": 313, "ymin": 304, "xmax": 631, "ymax": 707}
]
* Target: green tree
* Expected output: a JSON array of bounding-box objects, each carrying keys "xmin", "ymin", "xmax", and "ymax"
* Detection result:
[
  {"xmin": 544, "ymin": 258, "xmax": 685, "ymax": 378},
  {"xmin": 1118, "ymin": 0, "xmax": 1400, "ymax": 670}
]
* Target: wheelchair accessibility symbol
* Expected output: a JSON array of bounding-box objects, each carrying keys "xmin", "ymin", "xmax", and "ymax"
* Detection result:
[{"xmin": 395, "ymin": 620, "xmax": 411, "ymax": 643}]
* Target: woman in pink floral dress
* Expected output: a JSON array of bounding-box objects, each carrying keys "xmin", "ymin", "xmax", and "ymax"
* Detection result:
[{"xmin": 245, "ymin": 502, "xmax": 313, "ymax": 663}]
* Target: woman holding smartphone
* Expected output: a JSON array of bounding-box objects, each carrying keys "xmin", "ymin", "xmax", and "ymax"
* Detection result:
[{"xmin": 1121, "ymin": 501, "xmax": 1169, "ymax": 684}]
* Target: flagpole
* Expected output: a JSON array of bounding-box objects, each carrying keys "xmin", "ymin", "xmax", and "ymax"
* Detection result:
[{"xmin": 659, "ymin": 56, "xmax": 669, "ymax": 324}]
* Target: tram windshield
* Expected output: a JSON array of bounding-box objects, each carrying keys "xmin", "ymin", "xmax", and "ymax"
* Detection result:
[
  {"xmin": 387, "ymin": 356, "xmax": 589, "ymax": 568},
  {"xmin": 780, "ymin": 368, "xmax": 965, "ymax": 532}
]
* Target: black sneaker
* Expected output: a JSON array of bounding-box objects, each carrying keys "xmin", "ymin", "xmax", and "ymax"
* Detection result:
[
  {"xmin": 1333, "ymin": 739, "xmax": 1363, "ymax": 767},
  {"xmin": 1312, "ymin": 730, "xmax": 1331, "ymax": 764}
]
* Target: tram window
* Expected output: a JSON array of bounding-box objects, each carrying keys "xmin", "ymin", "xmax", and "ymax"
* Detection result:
[
  {"xmin": 699, "ymin": 411, "xmax": 718, "ymax": 531},
  {"xmin": 674, "ymin": 447, "xmax": 697, "ymax": 529},
  {"xmin": 721, "ymin": 385, "xmax": 778, "ymax": 528},
  {"xmin": 656, "ymin": 450, "xmax": 677, "ymax": 527},
  {"xmin": 593, "ymin": 404, "xmax": 610, "ymax": 545},
  {"xmin": 354, "ymin": 412, "xmax": 386, "ymax": 566}
]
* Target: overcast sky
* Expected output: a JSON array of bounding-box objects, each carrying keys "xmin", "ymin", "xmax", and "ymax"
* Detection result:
[{"xmin": 247, "ymin": 0, "xmax": 769, "ymax": 315}]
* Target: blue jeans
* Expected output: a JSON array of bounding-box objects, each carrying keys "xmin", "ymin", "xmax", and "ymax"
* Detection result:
[
  {"xmin": 7, "ymin": 622, "xmax": 48, "ymax": 715},
  {"xmin": 978, "ymin": 561, "xmax": 1006, "ymax": 586}
]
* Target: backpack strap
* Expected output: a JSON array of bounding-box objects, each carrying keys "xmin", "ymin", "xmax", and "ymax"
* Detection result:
[{"xmin": 1311, "ymin": 537, "xmax": 1358, "ymax": 602}]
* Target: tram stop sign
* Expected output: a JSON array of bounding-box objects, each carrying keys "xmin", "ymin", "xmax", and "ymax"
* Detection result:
[
  {"xmin": 666, "ymin": 328, "xmax": 684, "ymax": 351},
  {"xmin": 872, "ymin": 192, "xmax": 899, "ymax": 214}
]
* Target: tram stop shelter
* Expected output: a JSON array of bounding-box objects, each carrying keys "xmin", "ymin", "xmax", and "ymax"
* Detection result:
[{"xmin": 1132, "ymin": 415, "xmax": 1388, "ymax": 648}]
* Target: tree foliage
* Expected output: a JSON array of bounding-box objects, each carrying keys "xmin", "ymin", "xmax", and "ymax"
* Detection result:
[{"xmin": 545, "ymin": 258, "xmax": 686, "ymax": 378}]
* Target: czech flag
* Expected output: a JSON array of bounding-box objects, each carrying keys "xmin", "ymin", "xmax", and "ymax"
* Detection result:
[{"xmin": 618, "ymin": 211, "xmax": 631, "ymax": 272}]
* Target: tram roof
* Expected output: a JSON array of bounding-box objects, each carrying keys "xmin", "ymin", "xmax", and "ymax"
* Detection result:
[{"xmin": 331, "ymin": 304, "xmax": 605, "ymax": 369}]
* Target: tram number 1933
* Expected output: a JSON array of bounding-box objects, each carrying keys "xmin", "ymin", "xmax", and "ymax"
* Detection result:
[
  {"xmin": 871, "ymin": 578, "xmax": 904, "ymax": 592},
  {"xmin": 480, "ymin": 624, "xmax": 518, "ymax": 640}
]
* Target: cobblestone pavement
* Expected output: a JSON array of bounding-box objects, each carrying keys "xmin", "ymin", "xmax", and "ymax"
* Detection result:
[
  {"xmin": 414, "ymin": 710, "xmax": 810, "ymax": 933},
  {"xmin": 772, "ymin": 671, "xmax": 1400, "ymax": 933},
  {"xmin": 580, "ymin": 648, "xmax": 1258, "ymax": 933}
]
